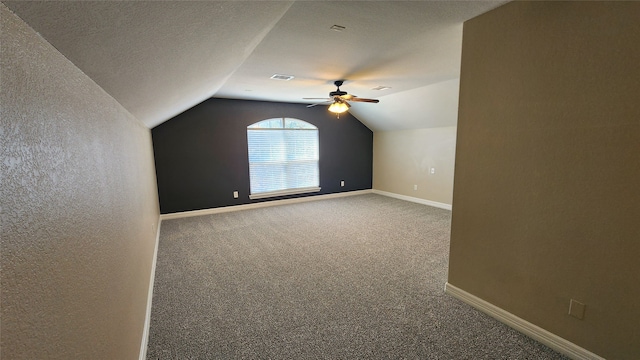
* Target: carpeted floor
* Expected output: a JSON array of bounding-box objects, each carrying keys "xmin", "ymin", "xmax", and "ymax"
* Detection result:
[{"xmin": 147, "ymin": 194, "xmax": 568, "ymax": 359}]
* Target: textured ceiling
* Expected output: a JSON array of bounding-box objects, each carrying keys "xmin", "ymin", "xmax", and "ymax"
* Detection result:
[{"xmin": 3, "ymin": 1, "xmax": 507, "ymax": 130}]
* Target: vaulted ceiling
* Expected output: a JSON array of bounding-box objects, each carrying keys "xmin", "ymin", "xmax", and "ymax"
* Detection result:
[{"xmin": 3, "ymin": 1, "xmax": 506, "ymax": 131}]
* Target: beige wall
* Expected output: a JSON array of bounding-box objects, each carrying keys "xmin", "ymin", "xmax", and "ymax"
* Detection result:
[
  {"xmin": 1, "ymin": 4, "xmax": 160, "ymax": 359},
  {"xmin": 373, "ymin": 127, "xmax": 456, "ymax": 205},
  {"xmin": 449, "ymin": 2, "xmax": 639, "ymax": 359}
]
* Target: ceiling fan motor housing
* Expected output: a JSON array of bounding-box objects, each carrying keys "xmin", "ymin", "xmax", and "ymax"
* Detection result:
[{"xmin": 330, "ymin": 80, "xmax": 347, "ymax": 97}]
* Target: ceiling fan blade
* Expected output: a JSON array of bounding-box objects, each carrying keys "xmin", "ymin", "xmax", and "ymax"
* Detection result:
[
  {"xmin": 347, "ymin": 97, "xmax": 379, "ymax": 103},
  {"xmin": 307, "ymin": 101, "xmax": 333, "ymax": 108},
  {"xmin": 304, "ymin": 81, "xmax": 378, "ymax": 109}
]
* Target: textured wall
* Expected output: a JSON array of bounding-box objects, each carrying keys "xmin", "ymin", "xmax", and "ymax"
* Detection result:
[
  {"xmin": 449, "ymin": 2, "xmax": 640, "ymax": 359},
  {"xmin": 152, "ymin": 98, "xmax": 373, "ymax": 214},
  {"xmin": 373, "ymin": 127, "xmax": 456, "ymax": 205},
  {"xmin": 1, "ymin": 4, "xmax": 160, "ymax": 359}
]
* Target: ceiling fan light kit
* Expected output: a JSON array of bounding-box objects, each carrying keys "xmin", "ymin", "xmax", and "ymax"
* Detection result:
[
  {"xmin": 304, "ymin": 80, "xmax": 380, "ymax": 118},
  {"xmin": 328, "ymin": 101, "xmax": 349, "ymax": 114}
]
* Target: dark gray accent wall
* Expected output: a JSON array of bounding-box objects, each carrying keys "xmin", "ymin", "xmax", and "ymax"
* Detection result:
[{"xmin": 152, "ymin": 98, "xmax": 373, "ymax": 214}]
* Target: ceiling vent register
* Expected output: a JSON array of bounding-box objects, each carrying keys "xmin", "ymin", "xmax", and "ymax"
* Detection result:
[{"xmin": 270, "ymin": 74, "xmax": 295, "ymax": 81}]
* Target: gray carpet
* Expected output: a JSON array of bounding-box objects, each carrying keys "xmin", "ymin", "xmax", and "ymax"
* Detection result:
[{"xmin": 147, "ymin": 194, "xmax": 568, "ymax": 359}]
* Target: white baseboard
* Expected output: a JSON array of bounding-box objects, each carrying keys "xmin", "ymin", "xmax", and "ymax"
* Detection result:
[
  {"xmin": 444, "ymin": 283, "xmax": 605, "ymax": 360},
  {"xmin": 372, "ymin": 189, "xmax": 452, "ymax": 210},
  {"xmin": 139, "ymin": 216, "xmax": 162, "ymax": 360},
  {"xmin": 160, "ymin": 189, "xmax": 373, "ymax": 220}
]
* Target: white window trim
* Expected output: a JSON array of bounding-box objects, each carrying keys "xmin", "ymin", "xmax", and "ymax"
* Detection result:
[{"xmin": 248, "ymin": 186, "xmax": 321, "ymax": 200}]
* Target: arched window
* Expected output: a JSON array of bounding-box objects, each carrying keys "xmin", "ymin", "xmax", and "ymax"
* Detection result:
[{"xmin": 247, "ymin": 118, "xmax": 320, "ymax": 199}]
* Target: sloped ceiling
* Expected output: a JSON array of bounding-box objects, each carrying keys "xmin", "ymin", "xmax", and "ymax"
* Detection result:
[{"xmin": 3, "ymin": 1, "xmax": 506, "ymax": 131}]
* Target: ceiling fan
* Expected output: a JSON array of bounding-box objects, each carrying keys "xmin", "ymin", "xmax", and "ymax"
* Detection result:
[{"xmin": 304, "ymin": 80, "xmax": 379, "ymax": 117}]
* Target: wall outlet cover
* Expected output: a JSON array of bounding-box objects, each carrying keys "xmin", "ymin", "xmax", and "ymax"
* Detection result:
[{"xmin": 569, "ymin": 299, "xmax": 586, "ymax": 319}]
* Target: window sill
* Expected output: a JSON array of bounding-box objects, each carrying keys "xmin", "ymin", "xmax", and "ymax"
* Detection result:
[{"xmin": 249, "ymin": 187, "xmax": 321, "ymax": 200}]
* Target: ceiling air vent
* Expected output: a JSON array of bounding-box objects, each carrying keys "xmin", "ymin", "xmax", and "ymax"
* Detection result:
[
  {"xmin": 372, "ymin": 86, "xmax": 391, "ymax": 91},
  {"xmin": 270, "ymin": 74, "xmax": 295, "ymax": 81}
]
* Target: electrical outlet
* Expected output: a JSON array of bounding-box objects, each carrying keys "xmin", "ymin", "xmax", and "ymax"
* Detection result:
[
  {"xmin": 341, "ymin": 180, "xmax": 345, "ymax": 187},
  {"xmin": 414, "ymin": 185, "xmax": 418, "ymax": 191},
  {"xmin": 569, "ymin": 299, "xmax": 586, "ymax": 319},
  {"xmin": 233, "ymin": 191, "xmax": 238, "ymax": 199},
  {"xmin": 430, "ymin": 167, "xmax": 436, "ymax": 175}
]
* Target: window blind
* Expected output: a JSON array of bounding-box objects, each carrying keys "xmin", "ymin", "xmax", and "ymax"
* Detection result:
[{"xmin": 247, "ymin": 122, "xmax": 319, "ymax": 198}]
